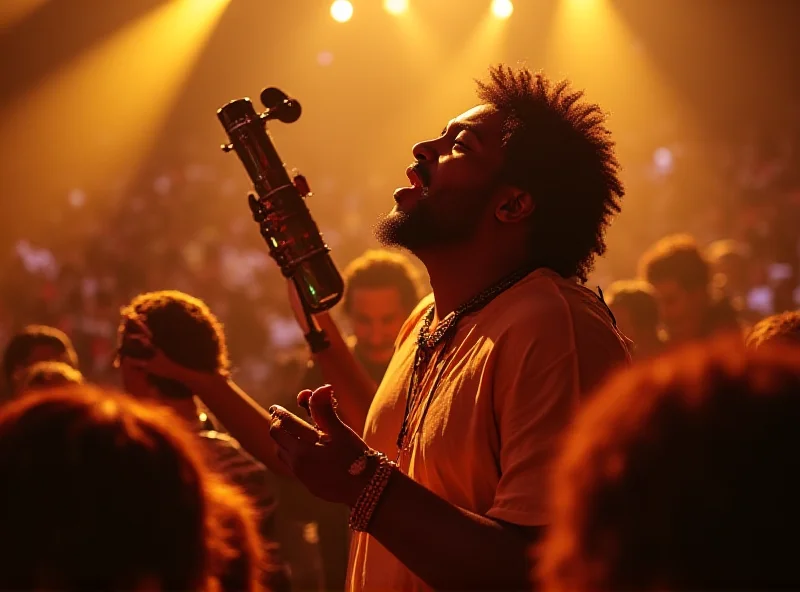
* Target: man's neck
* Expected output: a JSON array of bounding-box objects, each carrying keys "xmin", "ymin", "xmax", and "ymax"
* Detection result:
[{"xmin": 421, "ymin": 243, "xmax": 533, "ymax": 323}]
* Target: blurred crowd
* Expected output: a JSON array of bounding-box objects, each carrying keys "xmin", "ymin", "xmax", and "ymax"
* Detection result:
[
  {"xmin": 2, "ymin": 118, "xmax": 800, "ymax": 397},
  {"xmin": 0, "ymin": 151, "xmax": 393, "ymax": 404},
  {"xmin": 2, "ymin": 116, "xmax": 800, "ymax": 591},
  {"xmin": 3, "ymin": 122, "xmax": 800, "ymax": 396}
]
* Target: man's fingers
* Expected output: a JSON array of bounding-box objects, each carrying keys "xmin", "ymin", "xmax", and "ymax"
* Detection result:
[
  {"xmin": 126, "ymin": 334, "xmax": 152, "ymax": 349},
  {"xmin": 124, "ymin": 315, "xmax": 153, "ymax": 339},
  {"xmin": 309, "ymin": 385, "xmax": 347, "ymax": 436},
  {"xmin": 297, "ymin": 389, "xmax": 313, "ymax": 417},
  {"xmin": 269, "ymin": 406, "xmax": 319, "ymax": 455}
]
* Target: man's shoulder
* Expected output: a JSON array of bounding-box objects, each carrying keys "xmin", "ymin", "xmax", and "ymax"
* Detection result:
[
  {"xmin": 482, "ymin": 270, "xmax": 630, "ymax": 362},
  {"xmin": 484, "ymin": 270, "xmax": 609, "ymax": 330}
]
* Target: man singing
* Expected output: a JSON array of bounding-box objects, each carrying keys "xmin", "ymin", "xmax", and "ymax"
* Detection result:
[{"xmin": 135, "ymin": 65, "xmax": 630, "ymax": 590}]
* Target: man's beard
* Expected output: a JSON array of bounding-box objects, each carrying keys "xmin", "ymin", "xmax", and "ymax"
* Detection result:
[{"xmin": 374, "ymin": 191, "xmax": 486, "ymax": 252}]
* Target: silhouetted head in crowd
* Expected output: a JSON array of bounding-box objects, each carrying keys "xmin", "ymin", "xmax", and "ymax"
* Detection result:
[
  {"xmin": 640, "ymin": 234, "xmax": 739, "ymax": 343},
  {"xmin": 605, "ymin": 279, "xmax": 662, "ymax": 358},
  {"xmin": 342, "ymin": 250, "xmax": 423, "ymax": 365},
  {"xmin": 116, "ymin": 290, "xmax": 229, "ymax": 403},
  {"xmin": 541, "ymin": 339, "xmax": 800, "ymax": 591},
  {"xmin": 746, "ymin": 310, "xmax": 800, "ymax": 350},
  {"xmin": 0, "ymin": 385, "xmax": 263, "ymax": 591},
  {"xmin": 18, "ymin": 361, "xmax": 84, "ymax": 392},
  {"xmin": 706, "ymin": 239, "xmax": 750, "ymax": 300},
  {"xmin": 2, "ymin": 325, "xmax": 78, "ymax": 396},
  {"xmin": 376, "ymin": 65, "xmax": 623, "ymax": 282}
]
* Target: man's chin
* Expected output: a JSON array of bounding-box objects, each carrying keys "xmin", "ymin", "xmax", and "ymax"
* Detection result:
[
  {"xmin": 374, "ymin": 209, "xmax": 418, "ymax": 249},
  {"xmin": 374, "ymin": 196, "xmax": 474, "ymax": 252}
]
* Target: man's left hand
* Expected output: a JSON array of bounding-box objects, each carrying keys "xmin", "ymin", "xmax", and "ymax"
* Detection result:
[{"xmin": 269, "ymin": 385, "xmax": 372, "ymax": 506}]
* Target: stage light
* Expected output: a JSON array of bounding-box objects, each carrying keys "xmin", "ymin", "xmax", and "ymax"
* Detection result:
[
  {"xmin": 384, "ymin": 0, "xmax": 409, "ymax": 15},
  {"xmin": 330, "ymin": 0, "xmax": 353, "ymax": 23},
  {"xmin": 653, "ymin": 147, "xmax": 674, "ymax": 175},
  {"xmin": 491, "ymin": 0, "xmax": 513, "ymax": 19}
]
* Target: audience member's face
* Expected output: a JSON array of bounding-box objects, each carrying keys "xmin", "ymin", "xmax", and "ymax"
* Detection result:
[
  {"xmin": 348, "ymin": 287, "xmax": 408, "ymax": 365},
  {"xmin": 652, "ymin": 280, "xmax": 706, "ymax": 342}
]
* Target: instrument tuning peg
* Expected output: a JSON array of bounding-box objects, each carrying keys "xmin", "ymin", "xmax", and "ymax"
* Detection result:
[
  {"xmin": 221, "ymin": 143, "xmax": 234, "ymax": 152},
  {"xmin": 247, "ymin": 193, "xmax": 266, "ymax": 222},
  {"xmin": 292, "ymin": 172, "xmax": 312, "ymax": 198}
]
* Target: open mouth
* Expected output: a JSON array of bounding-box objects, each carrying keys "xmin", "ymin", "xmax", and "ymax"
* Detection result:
[
  {"xmin": 394, "ymin": 162, "xmax": 431, "ymax": 205},
  {"xmin": 406, "ymin": 163, "xmax": 430, "ymax": 188}
]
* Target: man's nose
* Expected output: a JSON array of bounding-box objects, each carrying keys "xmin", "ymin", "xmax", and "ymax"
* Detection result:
[{"xmin": 411, "ymin": 138, "xmax": 438, "ymax": 162}]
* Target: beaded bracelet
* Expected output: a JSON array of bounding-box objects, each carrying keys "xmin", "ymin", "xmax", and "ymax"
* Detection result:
[{"xmin": 348, "ymin": 452, "xmax": 396, "ymax": 532}]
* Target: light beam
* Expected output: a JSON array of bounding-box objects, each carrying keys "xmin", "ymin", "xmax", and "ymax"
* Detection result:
[{"xmin": 0, "ymin": 0, "xmax": 231, "ymax": 205}]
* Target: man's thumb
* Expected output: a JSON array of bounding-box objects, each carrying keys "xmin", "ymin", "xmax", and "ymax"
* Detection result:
[{"xmin": 309, "ymin": 385, "xmax": 344, "ymax": 435}]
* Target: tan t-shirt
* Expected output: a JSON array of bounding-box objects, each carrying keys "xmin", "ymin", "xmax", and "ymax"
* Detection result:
[{"xmin": 347, "ymin": 269, "xmax": 630, "ymax": 591}]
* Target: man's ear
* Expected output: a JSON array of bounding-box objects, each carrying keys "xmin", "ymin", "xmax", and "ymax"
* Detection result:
[{"xmin": 495, "ymin": 188, "xmax": 534, "ymax": 223}]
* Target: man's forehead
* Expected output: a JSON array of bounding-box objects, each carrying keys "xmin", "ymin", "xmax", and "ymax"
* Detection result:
[
  {"xmin": 442, "ymin": 105, "xmax": 503, "ymax": 146},
  {"xmin": 453, "ymin": 104, "xmax": 498, "ymax": 123}
]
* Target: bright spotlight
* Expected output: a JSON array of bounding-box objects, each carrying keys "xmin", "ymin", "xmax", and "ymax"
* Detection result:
[
  {"xmin": 330, "ymin": 0, "xmax": 353, "ymax": 23},
  {"xmin": 491, "ymin": 0, "xmax": 513, "ymax": 19},
  {"xmin": 384, "ymin": 0, "xmax": 409, "ymax": 15}
]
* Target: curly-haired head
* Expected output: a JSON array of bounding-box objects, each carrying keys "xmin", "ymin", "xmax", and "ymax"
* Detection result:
[
  {"xmin": 342, "ymin": 249, "xmax": 423, "ymax": 317},
  {"xmin": 639, "ymin": 233, "xmax": 710, "ymax": 291},
  {"xmin": 475, "ymin": 65, "xmax": 624, "ymax": 281},
  {"xmin": 605, "ymin": 279, "xmax": 659, "ymax": 333},
  {"xmin": 0, "ymin": 385, "xmax": 263, "ymax": 591},
  {"xmin": 540, "ymin": 338, "xmax": 800, "ymax": 591},
  {"xmin": 118, "ymin": 291, "xmax": 229, "ymax": 398}
]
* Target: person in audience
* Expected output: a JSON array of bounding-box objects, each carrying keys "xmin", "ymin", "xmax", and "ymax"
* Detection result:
[
  {"xmin": 706, "ymin": 239, "xmax": 750, "ymax": 299},
  {"xmin": 540, "ymin": 339, "xmax": 800, "ymax": 591},
  {"xmin": 18, "ymin": 360, "xmax": 84, "ymax": 391},
  {"xmin": 639, "ymin": 234, "xmax": 741, "ymax": 345},
  {"xmin": 0, "ymin": 385, "xmax": 264, "ymax": 591},
  {"xmin": 605, "ymin": 280, "xmax": 663, "ymax": 358},
  {"xmin": 706, "ymin": 239, "xmax": 761, "ymax": 324},
  {"xmin": 746, "ymin": 310, "xmax": 800, "ymax": 349},
  {"xmin": 2, "ymin": 324, "xmax": 79, "ymax": 397},
  {"xmin": 302, "ymin": 249, "xmax": 423, "ymax": 386},
  {"xmin": 116, "ymin": 290, "xmax": 293, "ymax": 592}
]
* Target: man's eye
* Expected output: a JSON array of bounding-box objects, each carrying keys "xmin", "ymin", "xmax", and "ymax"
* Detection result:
[{"xmin": 454, "ymin": 140, "xmax": 469, "ymax": 150}]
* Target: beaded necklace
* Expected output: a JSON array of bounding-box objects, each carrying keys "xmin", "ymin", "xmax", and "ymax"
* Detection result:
[{"xmin": 395, "ymin": 267, "xmax": 534, "ymax": 461}]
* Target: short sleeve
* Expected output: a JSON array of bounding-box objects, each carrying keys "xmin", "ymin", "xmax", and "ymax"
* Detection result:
[{"xmin": 485, "ymin": 302, "xmax": 581, "ymax": 527}]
